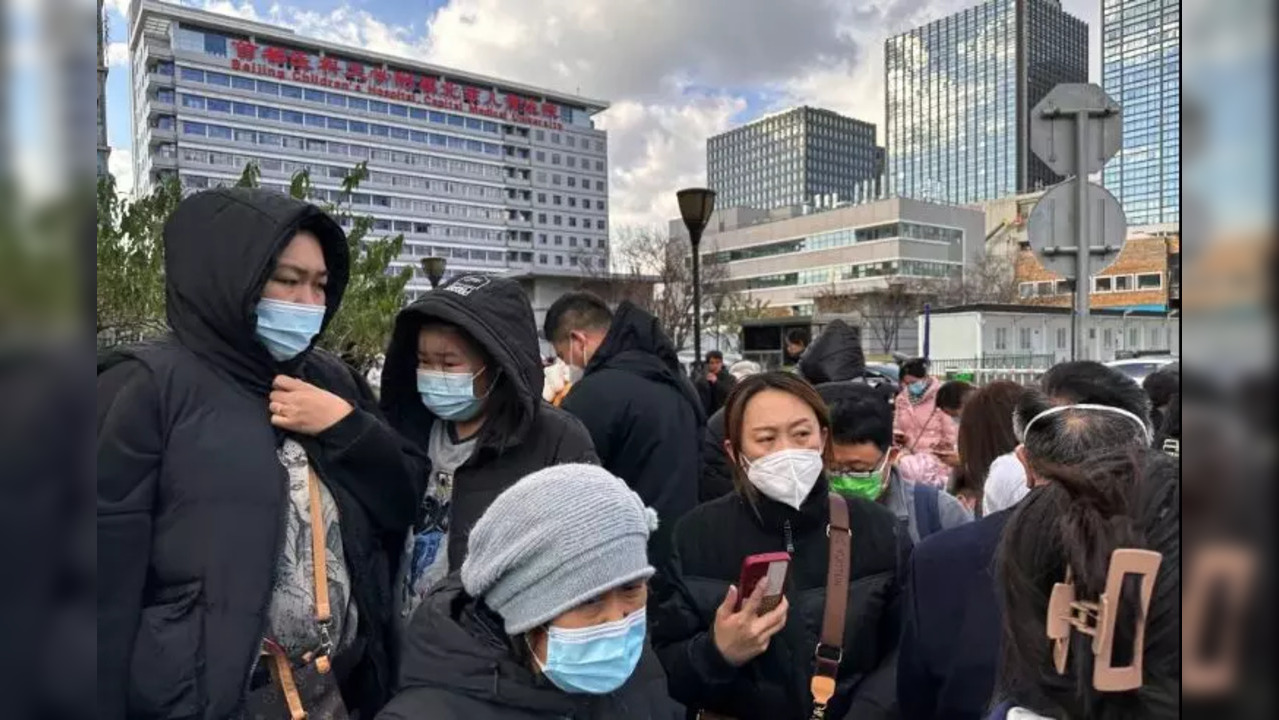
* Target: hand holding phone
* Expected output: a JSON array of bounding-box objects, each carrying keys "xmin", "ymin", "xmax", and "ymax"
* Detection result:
[{"xmin": 712, "ymin": 555, "xmax": 791, "ymax": 667}]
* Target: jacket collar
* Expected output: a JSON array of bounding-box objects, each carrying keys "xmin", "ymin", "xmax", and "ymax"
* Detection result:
[{"xmin": 744, "ymin": 475, "xmax": 831, "ymax": 535}]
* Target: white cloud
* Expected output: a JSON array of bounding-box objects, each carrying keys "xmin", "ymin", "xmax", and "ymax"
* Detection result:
[
  {"xmin": 108, "ymin": 146, "xmax": 136, "ymax": 198},
  {"xmin": 126, "ymin": 0, "xmax": 1104, "ymax": 232},
  {"xmin": 106, "ymin": 41, "xmax": 129, "ymax": 67}
]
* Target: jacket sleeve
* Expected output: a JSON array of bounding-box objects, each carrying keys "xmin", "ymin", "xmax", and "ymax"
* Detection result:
[
  {"xmin": 97, "ymin": 361, "xmax": 164, "ymax": 720},
  {"xmin": 896, "ymin": 549, "xmax": 938, "ymax": 720},
  {"xmin": 650, "ymin": 525, "xmax": 741, "ymax": 709},
  {"xmin": 550, "ymin": 408, "xmax": 600, "ymax": 465},
  {"xmin": 315, "ymin": 363, "xmax": 428, "ymax": 533},
  {"xmin": 560, "ymin": 375, "xmax": 621, "ymax": 465}
]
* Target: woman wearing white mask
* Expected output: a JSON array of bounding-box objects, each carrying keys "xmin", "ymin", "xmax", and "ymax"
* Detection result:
[
  {"xmin": 379, "ymin": 274, "xmax": 597, "ymax": 627},
  {"xmin": 652, "ymin": 372, "xmax": 906, "ymax": 720}
]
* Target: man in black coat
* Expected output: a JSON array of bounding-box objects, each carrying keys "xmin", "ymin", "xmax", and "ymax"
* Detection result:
[
  {"xmin": 543, "ymin": 292, "xmax": 705, "ymax": 561},
  {"xmin": 694, "ymin": 351, "xmax": 736, "ymax": 416}
]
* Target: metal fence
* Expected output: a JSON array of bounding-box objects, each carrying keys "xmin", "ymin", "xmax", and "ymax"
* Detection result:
[{"xmin": 930, "ymin": 354, "xmax": 1056, "ymax": 386}]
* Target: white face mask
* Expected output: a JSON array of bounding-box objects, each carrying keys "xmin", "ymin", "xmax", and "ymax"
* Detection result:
[{"xmin": 743, "ymin": 448, "xmax": 824, "ymax": 510}]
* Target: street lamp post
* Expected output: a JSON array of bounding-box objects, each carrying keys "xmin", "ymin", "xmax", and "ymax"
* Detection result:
[
  {"xmin": 421, "ymin": 256, "xmax": 447, "ymax": 290},
  {"xmin": 677, "ymin": 188, "xmax": 717, "ymax": 374}
]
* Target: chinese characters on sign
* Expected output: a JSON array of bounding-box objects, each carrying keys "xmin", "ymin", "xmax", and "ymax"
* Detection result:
[{"xmin": 228, "ymin": 41, "xmax": 564, "ymax": 129}]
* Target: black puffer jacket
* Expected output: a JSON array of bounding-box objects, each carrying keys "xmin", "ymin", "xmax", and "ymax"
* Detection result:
[
  {"xmin": 376, "ymin": 578, "xmax": 684, "ymax": 720},
  {"xmin": 699, "ymin": 408, "xmax": 733, "ymax": 503},
  {"xmin": 380, "ymin": 275, "xmax": 597, "ymax": 572},
  {"xmin": 96, "ymin": 188, "xmax": 423, "ymax": 720},
  {"xmin": 798, "ymin": 319, "xmax": 867, "ymax": 385},
  {"xmin": 652, "ymin": 478, "xmax": 905, "ymax": 720},
  {"xmin": 560, "ymin": 302, "xmax": 705, "ymax": 559}
]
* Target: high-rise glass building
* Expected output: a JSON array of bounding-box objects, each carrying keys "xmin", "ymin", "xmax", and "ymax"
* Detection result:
[
  {"xmin": 707, "ymin": 106, "xmax": 883, "ymax": 210},
  {"xmin": 885, "ymin": 0, "xmax": 1087, "ymax": 205},
  {"xmin": 99, "ymin": 0, "xmax": 111, "ymax": 178},
  {"xmin": 1101, "ymin": 0, "xmax": 1180, "ymax": 226},
  {"xmin": 129, "ymin": 0, "xmax": 610, "ymax": 300}
]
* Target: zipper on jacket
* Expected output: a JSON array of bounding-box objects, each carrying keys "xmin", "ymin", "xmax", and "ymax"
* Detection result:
[{"xmin": 783, "ymin": 520, "xmax": 794, "ymax": 554}]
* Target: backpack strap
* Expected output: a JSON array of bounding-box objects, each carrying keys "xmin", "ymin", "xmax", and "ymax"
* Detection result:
[
  {"xmin": 811, "ymin": 493, "xmax": 851, "ymax": 719},
  {"xmin": 913, "ymin": 483, "xmax": 943, "ymax": 539}
]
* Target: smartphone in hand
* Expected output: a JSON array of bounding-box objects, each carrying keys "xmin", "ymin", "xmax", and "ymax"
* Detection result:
[{"xmin": 736, "ymin": 552, "xmax": 790, "ymax": 614}]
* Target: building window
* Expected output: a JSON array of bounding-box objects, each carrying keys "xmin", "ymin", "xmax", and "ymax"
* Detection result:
[
  {"xmin": 1114, "ymin": 275, "xmax": 1132, "ymax": 292},
  {"xmin": 1137, "ymin": 273, "xmax": 1162, "ymax": 289},
  {"xmin": 1128, "ymin": 328, "xmax": 1139, "ymax": 348},
  {"xmin": 555, "ymin": 255, "xmax": 564, "ymax": 265},
  {"xmin": 1056, "ymin": 327, "xmax": 1068, "ymax": 349},
  {"xmin": 553, "ymin": 195, "xmax": 562, "ymax": 205},
  {"xmin": 995, "ymin": 327, "xmax": 1008, "ymax": 350},
  {"xmin": 554, "ymin": 236, "xmax": 563, "ymax": 246},
  {"xmin": 1103, "ymin": 328, "xmax": 1113, "ymax": 349},
  {"xmin": 1019, "ymin": 282, "xmax": 1034, "ymax": 300},
  {"xmin": 1036, "ymin": 281, "xmax": 1054, "ymax": 296},
  {"xmin": 537, "ymin": 213, "xmax": 547, "ymax": 223},
  {"xmin": 1094, "ymin": 277, "xmax": 1113, "ymax": 293},
  {"xmin": 1018, "ymin": 327, "xmax": 1032, "ymax": 350}
]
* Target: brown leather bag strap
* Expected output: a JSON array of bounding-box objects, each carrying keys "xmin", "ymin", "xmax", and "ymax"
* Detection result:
[
  {"xmin": 811, "ymin": 492, "xmax": 851, "ymax": 718},
  {"xmin": 263, "ymin": 641, "xmax": 308, "ymax": 720},
  {"xmin": 305, "ymin": 468, "xmax": 333, "ymax": 674}
]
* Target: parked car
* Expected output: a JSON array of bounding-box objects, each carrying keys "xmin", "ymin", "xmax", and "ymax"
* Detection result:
[{"xmin": 1105, "ymin": 355, "xmax": 1178, "ymax": 384}]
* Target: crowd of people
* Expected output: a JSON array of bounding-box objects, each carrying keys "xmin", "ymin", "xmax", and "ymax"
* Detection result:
[{"xmin": 98, "ymin": 189, "xmax": 1184, "ymax": 720}]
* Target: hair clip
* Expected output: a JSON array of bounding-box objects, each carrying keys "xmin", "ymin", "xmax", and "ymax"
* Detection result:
[
  {"xmin": 1161, "ymin": 438, "xmax": 1179, "ymax": 457},
  {"xmin": 1183, "ymin": 543, "xmax": 1256, "ymax": 697},
  {"xmin": 1045, "ymin": 548, "xmax": 1163, "ymax": 692}
]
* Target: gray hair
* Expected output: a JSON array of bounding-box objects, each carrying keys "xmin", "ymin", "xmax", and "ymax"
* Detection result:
[{"xmin": 1015, "ymin": 391, "xmax": 1151, "ymax": 471}]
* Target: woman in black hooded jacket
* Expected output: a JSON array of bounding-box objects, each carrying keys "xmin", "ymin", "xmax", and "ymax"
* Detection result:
[
  {"xmin": 97, "ymin": 188, "xmax": 425, "ymax": 719},
  {"xmin": 378, "ymin": 274, "xmax": 597, "ymax": 627}
]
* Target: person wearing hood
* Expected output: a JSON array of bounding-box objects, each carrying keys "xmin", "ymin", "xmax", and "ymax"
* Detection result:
[
  {"xmin": 543, "ymin": 292, "xmax": 705, "ymax": 562},
  {"xmin": 97, "ymin": 188, "xmax": 424, "ymax": 719},
  {"xmin": 653, "ymin": 372, "xmax": 904, "ymax": 719},
  {"xmin": 379, "ymin": 275, "xmax": 597, "ymax": 626},
  {"xmin": 797, "ymin": 319, "xmax": 867, "ymax": 386},
  {"xmin": 376, "ymin": 464, "xmax": 683, "ymax": 720},
  {"xmin": 699, "ymin": 360, "xmax": 763, "ymax": 503},
  {"xmin": 893, "ymin": 358, "xmax": 958, "ymax": 489}
]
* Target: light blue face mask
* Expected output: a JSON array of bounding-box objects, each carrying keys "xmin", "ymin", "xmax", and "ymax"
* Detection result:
[
  {"xmin": 255, "ymin": 298, "xmax": 326, "ymax": 361},
  {"xmin": 908, "ymin": 379, "xmax": 929, "ymax": 397},
  {"xmin": 533, "ymin": 607, "xmax": 647, "ymax": 695},
  {"xmin": 416, "ymin": 368, "xmax": 486, "ymax": 421}
]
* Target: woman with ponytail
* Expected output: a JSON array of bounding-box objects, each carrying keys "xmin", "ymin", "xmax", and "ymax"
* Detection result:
[{"xmin": 991, "ymin": 446, "xmax": 1180, "ymax": 719}]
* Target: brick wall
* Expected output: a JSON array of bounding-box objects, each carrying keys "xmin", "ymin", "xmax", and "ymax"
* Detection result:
[{"xmin": 1014, "ymin": 234, "xmax": 1180, "ymax": 309}]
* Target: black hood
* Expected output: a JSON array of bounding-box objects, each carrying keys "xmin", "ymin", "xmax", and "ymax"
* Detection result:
[
  {"xmin": 381, "ymin": 274, "xmax": 542, "ymax": 448},
  {"xmin": 798, "ymin": 319, "xmax": 866, "ymax": 384},
  {"xmin": 397, "ymin": 578, "xmax": 582, "ymax": 715},
  {"xmin": 587, "ymin": 302, "xmax": 705, "ymax": 424},
  {"xmin": 163, "ymin": 188, "xmax": 349, "ymax": 396}
]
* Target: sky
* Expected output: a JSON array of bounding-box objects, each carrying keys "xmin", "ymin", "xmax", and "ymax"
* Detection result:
[{"xmin": 102, "ymin": 0, "xmax": 1102, "ymax": 229}]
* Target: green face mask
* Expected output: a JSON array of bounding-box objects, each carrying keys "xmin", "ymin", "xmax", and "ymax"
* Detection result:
[{"xmin": 829, "ymin": 469, "xmax": 885, "ymax": 501}]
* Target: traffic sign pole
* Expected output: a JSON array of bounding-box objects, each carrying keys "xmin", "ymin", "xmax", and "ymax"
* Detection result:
[{"xmin": 1075, "ymin": 110, "xmax": 1090, "ymax": 360}]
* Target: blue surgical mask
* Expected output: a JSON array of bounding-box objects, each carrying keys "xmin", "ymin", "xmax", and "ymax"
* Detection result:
[
  {"xmin": 908, "ymin": 380, "xmax": 928, "ymax": 397},
  {"xmin": 533, "ymin": 607, "xmax": 647, "ymax": 695},
  {"xmin": 417, "ymin": 368, "xmax": 485, "ymax": 421},
  {"xmin": 255, "ymin": 298, "xmax": 325, "ymax": 361}
]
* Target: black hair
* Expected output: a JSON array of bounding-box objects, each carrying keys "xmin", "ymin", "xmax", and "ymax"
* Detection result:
[
  {"xmin": 705, "ymin": 350, "xmax": 724, "ymax": 362},
  {"xmin": 542, "ymin": 291, "xmax": 613, "ymax": 343},
  {"xmin": 1014, "ymin": 388, "xmax": 1151, "ymax": 474},
  {"xmin": 1142, "ymin": 368, "xmax": 1179, "ymax": 432},
  {"xmin": 785, "ymin": 329, "xmax": 809, "ymax": 346},
  {"xmin": 818, "ymin": 382, "xmax": 893, "ymax": 451},
  {"xmin": 901, "ymin": 357, "xmax": 929, "ymax": 379},
  {"xmin": 1040, "ymin": 361, "xmax": 1152, "ymax": 424},
  {"xmin": 995, "ymin": 446, "xmax": 1180, "ymax": 719},
  {"xmin": 936, "ymin": 380, "xmax": 976, "ymax": 412}
]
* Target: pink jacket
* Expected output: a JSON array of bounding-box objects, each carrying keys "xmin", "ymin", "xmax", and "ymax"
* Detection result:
[{"xmin": 893, "ymin": 379, "xmax": 958, "ymax": 488}]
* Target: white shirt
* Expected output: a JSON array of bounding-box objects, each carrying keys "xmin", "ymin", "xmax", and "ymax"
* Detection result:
[{"xmin": 982, "ymin": 451, "xmax": 1029, "ymax": 516}]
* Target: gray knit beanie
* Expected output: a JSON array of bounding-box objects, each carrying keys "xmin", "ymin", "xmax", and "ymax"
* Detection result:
[{"xmin": 460, "ymin": 463, "xmax": 658, "ymax": 634}]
